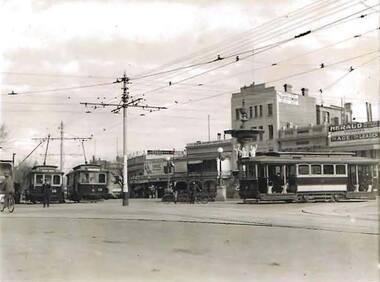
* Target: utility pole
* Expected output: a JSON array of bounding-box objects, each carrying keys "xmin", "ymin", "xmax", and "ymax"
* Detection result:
[
  {"xmin": 60, "ymin": 121, "xmax": 64, "ymax": 171},
  {"xmin": 80, "ymin": 72, "xmax": 167, "ymax": 206},
  {"xmin": 208, "ymin": 114, "xmax": 211, "ymax": 141}
]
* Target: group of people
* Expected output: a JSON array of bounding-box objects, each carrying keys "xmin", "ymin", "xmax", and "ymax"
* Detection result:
[{"xmin": 173, "ymin": 183, "xmax": 202, "ymax": 204}]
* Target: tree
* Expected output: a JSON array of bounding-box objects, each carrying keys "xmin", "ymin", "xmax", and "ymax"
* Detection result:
[
  {"xmin": 0, "ymin": 124, "xmax": 8, "ymax": 149},
  {"xmin": 14, "ymin": 161, "xmax": 35, "ymax": 191}
]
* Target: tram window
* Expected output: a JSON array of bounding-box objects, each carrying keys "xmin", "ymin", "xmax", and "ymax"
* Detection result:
[
  {"xmin": 98, "ymin": 173, "xmax": 106, "ymax": 183},
  {"xmin": 36, "ymin": 174, "xmax": 43, "ymax": 184},
  {"xmin": 323, "ymin": 165, "xmax": 334, "ymax": 175},
  {"xmin": 53, "ymin": 175, "xmax": 61, "ymax": 185},
  {"xmin": 298, "ymin": 165, "xmax": 309, "ymax": 175},
  {"xmin": 45, "ymin": 175, "xmax": 52, "ymax": 184},
  {"xmin": 311, "ymin": 165, "xmax": 322, "ymax": 175},
  {"xmin": 80, "ymin": 173, "xmax": 90, "ymax": 184},
  {"xmin": 336, "ymin": 165, "xmax": 346, "ymax": 175}
]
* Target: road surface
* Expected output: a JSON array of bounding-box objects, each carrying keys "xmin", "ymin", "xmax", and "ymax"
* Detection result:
[{"xmin": 0, "ymin": 199, "xmax": 378, "ymax": 282}]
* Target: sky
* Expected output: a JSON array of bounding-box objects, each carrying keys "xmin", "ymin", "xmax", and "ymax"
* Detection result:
[{"xmin": 0, "ymin": 0, "xmax": 379, "ymax": 171}]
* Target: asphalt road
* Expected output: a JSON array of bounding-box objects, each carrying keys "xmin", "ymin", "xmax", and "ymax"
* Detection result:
[{"xmin": 0, "ymin": 199, "xmax": 378, "ymax": 282}]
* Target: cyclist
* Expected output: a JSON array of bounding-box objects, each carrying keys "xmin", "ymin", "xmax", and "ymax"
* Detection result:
[{"xmin": 1, "ymin": 170, "xmax": 14, "ymax": 212}]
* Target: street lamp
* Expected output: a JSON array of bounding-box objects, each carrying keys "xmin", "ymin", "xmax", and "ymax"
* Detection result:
[
  {"xmin": 166, "ymin": 156, "xmax": 171, "ymax": 193},
  {"xmin": 217, "ymin": 147, "xmax": 223, "ymax": 186}
]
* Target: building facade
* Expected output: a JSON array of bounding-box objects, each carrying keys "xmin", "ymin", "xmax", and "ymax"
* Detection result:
[{"xmin": 231, "ymin": 83, "xmax": 316, "ymax": 151}]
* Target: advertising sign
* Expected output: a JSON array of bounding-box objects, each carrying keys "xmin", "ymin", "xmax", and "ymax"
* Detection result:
[
  {"xmin": 147, "ymin": 150, "xmax": 174, "ymax": 155},
  {"xmin": 329, "ymin": 121, "xmax": 380, "ymax": 144},
  {"xmin": 277, "ymin": 91, "xmax": 299, "ymax": 105}
]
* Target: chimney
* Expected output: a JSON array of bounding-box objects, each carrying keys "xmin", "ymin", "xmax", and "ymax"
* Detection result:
[
  {"xmin": 366, "ymin": 102, "xmax": 370, "ymax": 122},
  {"xmin": 283, "ymin": 83, "xmax": 293, "ymax": 93},
  {"xmin": 217, "ymin": 133, "xmax": 221, "ymax": 140},
  {"xmin": 301, "ymin": 87, "xmax": 309, "ymax": 96}
]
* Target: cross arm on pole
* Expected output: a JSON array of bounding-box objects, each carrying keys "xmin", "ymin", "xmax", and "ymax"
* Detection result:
[{"xmin": 80, "ymin": 102, "xmax": 121, "ymax": 107}]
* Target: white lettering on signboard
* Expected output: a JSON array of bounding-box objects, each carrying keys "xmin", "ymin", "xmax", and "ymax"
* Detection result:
[{"xmin": 277, "ymin": 91, "xmax": 299, "ymax": 105}]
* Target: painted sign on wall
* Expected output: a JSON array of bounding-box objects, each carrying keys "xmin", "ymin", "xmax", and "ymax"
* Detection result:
[
  {"xmin": 277, "ymin": 91, "xmax": 299, "ymax": 105},
  {"xmin": 329, "ymin": 121, "xmax": 380, "ymax": 143}
]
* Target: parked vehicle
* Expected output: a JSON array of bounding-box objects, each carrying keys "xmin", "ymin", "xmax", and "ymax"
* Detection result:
[
  {"xmin": 24, "ymin": 165, "xmax": 64, "ymax": 203},
  {"xmin": 66, "ymin": 164, "xmax": 109, "ymax": 202},
  {"xmin": 238, "ymin": 151, "xmax": 378, "ymax": 202}
]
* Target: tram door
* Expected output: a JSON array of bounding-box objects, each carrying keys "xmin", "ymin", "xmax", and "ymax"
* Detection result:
[
  {"xmin": 358, "ymin": 165, "xmax": 372, "ymax": 191},
  {"xmin": 257, "ymin": 165, "xmax": 267, "ymax": 193},
  {"xmin": 287, "ymin": 165, "xmax": 296, "ymax": 192},
  {"xmin": 348, "ymin": 165, "xmax": 356, "ymax": 191},
  {"xmin": 268, "ymin": 165, "xmax": 283, "ymax": 193}
]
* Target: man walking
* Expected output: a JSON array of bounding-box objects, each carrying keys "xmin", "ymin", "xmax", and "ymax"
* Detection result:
[{"xmin": 42, "ymin": 179, "xmax": 51, "ymax": 208}]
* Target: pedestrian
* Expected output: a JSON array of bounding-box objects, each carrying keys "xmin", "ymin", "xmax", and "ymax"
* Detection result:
[
  {"xmin": 189, "ymin": 184, "xmax": 195, "ymax": 204},
  {"xmin": 42, "ymin": 179, "xmax": 51, "ymax": 208},
  {"xmin": 1, "ymin": 170, "xmax": 14, "ymax": 212}
]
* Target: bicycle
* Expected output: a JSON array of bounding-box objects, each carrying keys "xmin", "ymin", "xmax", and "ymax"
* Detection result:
[
  {"xmin": 0, "ymin": 193, "xmax": 15, "ymax": 213},
  {"xmin": 195, "ymin": 192, "xmax": 209, "ymax": 204}
]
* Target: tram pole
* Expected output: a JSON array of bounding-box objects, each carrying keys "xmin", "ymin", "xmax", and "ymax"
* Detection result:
[
  {"xmin": 79, "ymin": 72, "xmax": 167, "ymax": 206},
  {"xmin": 122, "ymin": 72, "xmax": 129, "ymax": 206},
  {"xmin": 60, "ymin": 121, "xmax": 64, "ymax": 171}
]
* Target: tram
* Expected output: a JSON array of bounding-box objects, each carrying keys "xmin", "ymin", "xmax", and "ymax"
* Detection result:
[
  {"xmin": 238, "ymin": 151, "xmax": 378, "ymax": 202},
  {"xmin": 25, "ymin": 165, "xmax": 64, "ymax": 203},
  {"xmin": 66, "ymin": 164, "xmax": 109, "ymax": 202}
]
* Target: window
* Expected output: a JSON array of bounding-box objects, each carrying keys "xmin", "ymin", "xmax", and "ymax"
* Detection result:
[
  {"xmin": 311, "ymin": 165, "xmax": 322, "ymax": 175},
  {"xmin": 249, "ymin": 106, "xmax": 253, "ymax": 119},
  {"xmin": 53, "ymin": 175, "xmax": 61, "ymax": 185},
  {"xmin": 259, "ymin": 126, "xmax": 263, "ymax": 141},
  {"xmin": 203, "ymin": 160, "xmax": 217, "ymax": 172},
  {"xmin": 298, "ymin": 165, "xmax": 310, "ymax": 175},
  {"xmin": 268, "ymin": 125, "xmax": 273, "ymax": 140},
  {"xmin": 323, "ymin": 111, "xmax": 330, "ymax": 123},
  {"xmin": 98, "ymin": 173, "xmax": 106, "ymax": 183},
  {"xmin": 323, "ymin": 165, "xmax": 334, "ymax": 175},
  {"xmin": 80, "ymin": 172, "xmax": 90, "ymax": 184},
  {"xmin": 268, "ymin": 104, "xmax": 273, "ymax": 116},
  {"xmin": 254, "ymin": 106, "xmax": 258, "ymax": 118},
  {"xmin": 235, "ymin": 109, "xmax": 240, "ymax": 120},
  {"xmin": 336, "ymin": 165, "xmax": 346, "ymax": 175},
  {"xmin": 45, "ymin": 174, "xmax": 52, "ymax": 184},
  {"xmin": 36, "ymin": 174, "xmax": 43, "ymax": 185},
  {"xmin": 259, "ymin": 105, "xmax": 263, "ymax": 117}
]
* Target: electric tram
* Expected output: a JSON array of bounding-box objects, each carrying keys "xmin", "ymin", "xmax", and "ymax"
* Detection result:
[
  {"xmin": 66, "ymin": 164, "xmax": 109, "ymax": 202},
  {"xmin": 25, "ymin": 165, "xmax": 64, "ymax": 203},
  {"xmin": 238, "ymin": 151, "xmax": 378, "ymax": 202}
]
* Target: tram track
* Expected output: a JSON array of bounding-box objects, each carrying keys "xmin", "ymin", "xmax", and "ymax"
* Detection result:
[{"xmin": 1, "ymin": 213, "xmax": 378, "ymax": 236}]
